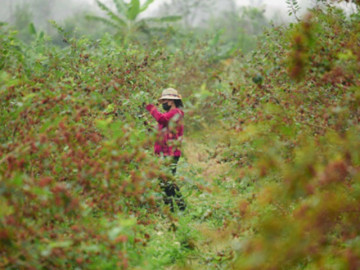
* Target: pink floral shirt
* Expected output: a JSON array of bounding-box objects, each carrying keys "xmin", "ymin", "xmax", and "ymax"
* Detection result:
[{"xmin": 146, "ymin": 104, "xmax": 184, "ymax": 157}]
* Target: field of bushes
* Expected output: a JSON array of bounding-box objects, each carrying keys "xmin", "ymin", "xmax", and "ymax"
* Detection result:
[{"xmin": 1, "ymin": 1, "xmax": 360, "ymax": 269}]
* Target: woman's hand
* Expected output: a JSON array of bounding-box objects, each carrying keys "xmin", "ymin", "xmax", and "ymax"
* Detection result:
[{"xmin": 146, "ymin": 104, "xmax": 155, "ymax": 111}]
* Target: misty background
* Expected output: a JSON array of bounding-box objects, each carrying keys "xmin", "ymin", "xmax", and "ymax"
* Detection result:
[
  {"xmin": 0, "ymin": 0, "xmax": 310, "ymax": 25},
  {"xmin": 0, "ymin": 0, "xmax": 357, "ymax": 55},
  {"xmin": 1, "ymin": 0, "xmax": 357, "ymax": 28}
]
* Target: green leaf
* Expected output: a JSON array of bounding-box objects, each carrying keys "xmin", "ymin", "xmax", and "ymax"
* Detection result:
[
  {"xmin": 29, "ymin": 23, "xmax": 37, "ymax": 35},
  {"xmin": 49, "ymin": 240, "xmax": 73, "ymax": 249},
  {"xmin": 86, "ymin": 15, "xmax": 120, "ymax": 29},
  {"xmin": 338, "ymin": 49, "xmax": 355, "ymax": 60},
  {"xmin": 95, "ymin": 0, "xmax": 127, "ymax": 26},
  {"xmin": 140, "ymin": 0, "xmax": 155, "ymax": 12},
  {"xmin": 143, "ymin": 15, "xmax": 182, "ymax": 23},
  {"xmin": 0, "ymin": 198, "xmax": 14, "ymax": 219},
  {"xmin": 113, "ymin": 0, "xmax": 127, "ymax": 14},
  {"xmin": 105, "ymin": 104, "xmax": 115, "ymax": 113},
  {"xmin": 22, "ymin": 93, "xmax": 37, "ymax": 101},
  {"xmin": 127, "ymin": 0, "xmax": 140, "ymax": 21},
  {"xmin": 95, "ymin": 118, "xmax": 112, "ymax": 130},
  {"xmin": 81, "ymin": 244, "xmax": 100, "ymax": 252}
]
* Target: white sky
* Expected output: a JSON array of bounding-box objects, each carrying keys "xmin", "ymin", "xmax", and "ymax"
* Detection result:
[
  {"xmin": 138, "ymin": 0, "xmax": 357, "ymax": 21},
  {"xmin": 147, "ymin": 0, "xmax": 314, "ymax": 23},
  {"xmin": 81, "ymin": 0, "xmax": 314, "ymax": 22},
  {"xmin": 1, "ymin": 0, "xmax": 356, "ymax": 24},
  {"xmin": 80, "ymin": 0, "xmax": 311, "ymax": 14}
]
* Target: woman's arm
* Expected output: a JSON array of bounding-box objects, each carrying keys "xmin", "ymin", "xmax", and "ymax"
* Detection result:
[{"xmin": 146, "ymin": 104, "xmax": 179, "ymax": 125}]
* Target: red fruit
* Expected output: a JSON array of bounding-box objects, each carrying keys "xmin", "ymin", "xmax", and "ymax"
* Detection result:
[
  {"xmin": 0, "ymin": 229, "xmax": 10, "ymax": 241},
  {"xmin": 71, "ymin": 225, "xmax": 81, "ymax": 233},
  {"xmin": 39, "ymin": 177, "xmax": 53, "ymax": 187},
  {"xmin": 115, "ymin": 235, "xmax": 128, "ymax": 243}
]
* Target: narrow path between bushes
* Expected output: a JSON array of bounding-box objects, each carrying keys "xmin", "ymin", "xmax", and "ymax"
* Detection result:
[{"xmin": 146, "ymin": 129, "xmax": 243, "ymax": 269}]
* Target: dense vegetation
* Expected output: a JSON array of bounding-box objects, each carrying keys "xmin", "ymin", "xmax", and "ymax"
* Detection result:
[{"xmin": 1, "ymin": 1, "xmax": 359, "ymax": 269}]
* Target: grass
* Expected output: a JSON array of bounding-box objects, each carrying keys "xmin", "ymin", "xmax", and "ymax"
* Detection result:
[{"xmin": 128, "ymin": 127, "xmax": 246, "ymax": 269}]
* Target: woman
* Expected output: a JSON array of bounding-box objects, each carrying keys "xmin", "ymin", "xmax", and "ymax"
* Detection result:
[{"xmin": 146, "ymin": 88, "xmax": 186, "ymax": 211}]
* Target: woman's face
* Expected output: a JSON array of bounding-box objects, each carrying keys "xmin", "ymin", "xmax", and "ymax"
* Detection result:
[{"xmin": 160, "ymin": 99, "xmax": 174, "ymax": 111}]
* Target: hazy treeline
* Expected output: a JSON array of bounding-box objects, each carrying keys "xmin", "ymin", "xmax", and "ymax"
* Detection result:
[
  {"xmin": 0, "ymin": 0, "xmax": 104, "ymax": 44},
  {"xmin": 0, "ymin": 0, "xmax": 271, "ymax": 56},
  {"xmin": 0, "ymin": 0, "xmax": 90, "ymax": 25}
]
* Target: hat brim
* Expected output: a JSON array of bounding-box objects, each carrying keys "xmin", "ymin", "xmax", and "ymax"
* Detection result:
[{"xmin": 159, "ymin": 95, "xmax": 182, "ymax": 100}]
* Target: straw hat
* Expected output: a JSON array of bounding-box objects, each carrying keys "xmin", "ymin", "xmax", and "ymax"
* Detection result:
[{"xmin": 159, "ymin": 88, "xmax": 182, "ymax": 100}]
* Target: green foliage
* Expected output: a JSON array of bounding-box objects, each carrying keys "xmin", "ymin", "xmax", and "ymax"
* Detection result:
[
  {"xmin": 1, "ymin": 3, "xmax": 360, "ymax": 270},
  {"xmin": 205, "ymin": 6, "xmax": 269, "ymax": 59},
  {"xmin": 158, "ymin": 0, "xmax": 215, "ymax": 27},
  {"xmin": 208, "ymin": 5, "xmax": 360, "ymax": 269},
  {"xmin": 11, "ymin": 4, "xmax": 36, "ymax": 43},
  {"xmin": 86, "ymin": 0, "xmax": 181, "ymax": 44},
  {"xmin": 286, "ymin": 0, "xmax": 301, "ymax": 21},
  {"xmin": 0, "ymin": 21, "xmax": 221, "ymax": 269}
]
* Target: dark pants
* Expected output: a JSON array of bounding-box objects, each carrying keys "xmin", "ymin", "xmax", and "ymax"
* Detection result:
[{"xmin": 160, "ymin": 156, "xmax": 186, "ymax": 211}]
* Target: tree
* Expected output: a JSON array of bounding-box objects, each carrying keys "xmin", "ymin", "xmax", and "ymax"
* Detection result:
[
  {"xmin": 156, "ymin": 0, "xmax": 216, "ymax": 27},
  {"xmin": 87, "ymin": 0, "xmax": 181, "ymax": 43}
]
